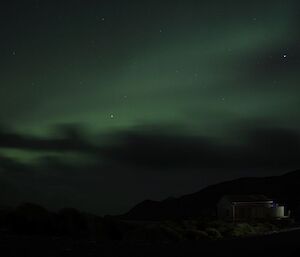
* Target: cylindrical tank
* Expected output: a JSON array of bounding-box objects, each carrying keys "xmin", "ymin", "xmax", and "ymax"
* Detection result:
[{"xmin": 270, "ymin": 206, "xmax": 285, "ymax": 218}]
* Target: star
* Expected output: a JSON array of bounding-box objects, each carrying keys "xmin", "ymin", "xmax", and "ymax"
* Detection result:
[
  {"xmin": 110, "ymin": 114, "xmax": 114, "ymax": 119},
  {"xmin": 283, "ymin": 54, "xmax": 287, "ymax": 58}
]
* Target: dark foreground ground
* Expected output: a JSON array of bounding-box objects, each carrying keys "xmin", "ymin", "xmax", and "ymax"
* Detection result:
[{"xmin": 1, "ymin": 229, "xmax": 300, "ymax": 257}]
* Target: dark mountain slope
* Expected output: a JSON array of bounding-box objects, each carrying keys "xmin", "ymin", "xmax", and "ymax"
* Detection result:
[{"xmin": 122, "ymin": 170, "xmax": 300, "ymax": 220}]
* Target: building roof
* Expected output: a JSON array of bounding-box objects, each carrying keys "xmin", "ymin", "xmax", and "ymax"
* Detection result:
[{"xmin": 222, "ymin": 194, "xmax": 273, "ymax": 203}]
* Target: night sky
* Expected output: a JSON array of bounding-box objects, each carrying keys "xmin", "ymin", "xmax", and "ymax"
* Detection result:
[{"xmin": 1, "ymin": 0, "xmax": 300, "ymax": 215}]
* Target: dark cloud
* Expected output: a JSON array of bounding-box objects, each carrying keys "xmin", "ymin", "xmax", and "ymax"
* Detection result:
[
  {"xmin": 1, "ymin": 123, "xmax": 300, "ymax": 171},
  {"xmin": 100, "ymin": 130, "xmax": 217, "ymax": 170},
  {"xmin": 101, "ymin": 126, "xmax": 300, "ymax": 171},
  {"xmin": 0, "ymin": 124, "xmax": 96, "ymax": 153},
  {"xmin": 244, "ymin": 128, "xmax": 300, "ymax": 167},
  {"xmin": 0, "ymin": 155, "xmax": 32, "ymax": 173},
  {"xmin": 1, "ymin": 123, "xmax": 300, "ymax": 214}
]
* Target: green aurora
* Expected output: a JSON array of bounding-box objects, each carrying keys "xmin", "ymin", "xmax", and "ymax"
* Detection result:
[{"xmin": 1, "ymin": 0, "xmax": 300, "ymax": 214}]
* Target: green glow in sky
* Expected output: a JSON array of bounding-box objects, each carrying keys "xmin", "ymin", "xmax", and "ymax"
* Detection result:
[
  {"xmin": 1, "ymin": 1, "xmax": 299, "ymax": 138},
  {"xmin": 1, "ymin": 0, "xmax": 300, "ymax": 214}
]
